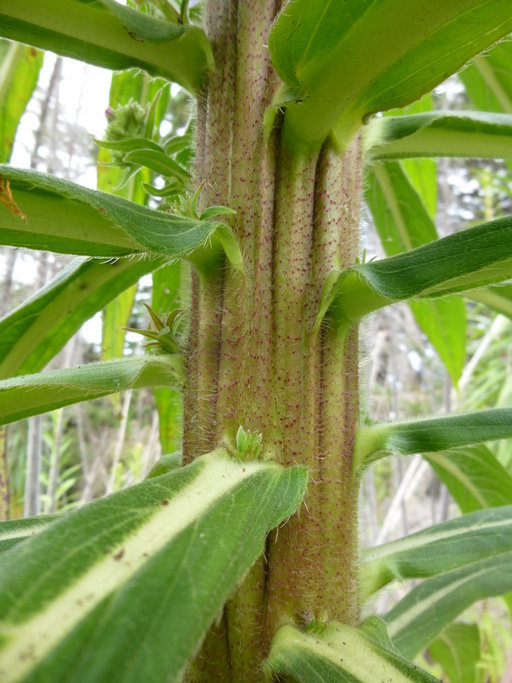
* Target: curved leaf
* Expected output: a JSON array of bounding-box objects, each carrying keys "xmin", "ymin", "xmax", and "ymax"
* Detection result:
[
  {"xmin": 266, "ymin": 620, "xmax": 438, "ymax": 682},
  {"xmin": 269, "ymin": 0, "xmax": 512, "ymax": 150},
  {"xmin": 316, "ymin": 215, "xmax": 512, "ymax": 327},
  {"xmin": 385, "ymin": 547, "xmax": 512, "ymax": 658},
  {"xmin": 0, "ymin": 514, "xmax": 58, "ymax": 554},
  {"xmin": 0, "ymin": 166, "xmax": 242, "ymax": 273},
  {"xmin": 428, "ymin": 623, "xmax": 480, "ymax": 683},
  {"xmin": 0, "ymin": 450, "xmax": 307, "ymax": 683},
  {"xmin": 0, "ymin": 256, "xmax": 163, "ymax": 378},
  {"xmin": 365, "ymin": 111, "xmax": 512, "ymax": 160},
  {"xmin": 0, "ymin": 41, "xmax": 43, "ymax": 162},
  {"xmin": 365, "ymin": 161, "xmax": 466, "ymax": 384},
  {"xmin": 0, "ymin": 355, "xmax": 182, "ymax": 425},
  {"xmin": 360, "ymin": 505, "xmax": 512, "ymax": 601},
  {"xmin": 0, "ymin": 0, "xmax": 213, "ymax": 93},
  {"xmin": 426, "ymin": 445, "xmax": 512, "ymax": 514},
  {"xmin": 354, "ymin": 408, "xmax": 512, "ymax": 470}
]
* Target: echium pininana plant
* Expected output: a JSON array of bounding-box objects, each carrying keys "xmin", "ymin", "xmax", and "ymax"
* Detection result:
[{"xmin": 1, "ymin": 1, "xmax": 512, "ymax": 681}]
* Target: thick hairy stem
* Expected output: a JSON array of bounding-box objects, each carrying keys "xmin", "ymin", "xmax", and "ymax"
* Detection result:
[
  {"xmin": 313, "ymin": 140, "xmax": 362, "ymax": 622},
  {"xmin": 265, "ymin": 148, "xmax": 321, "ymax": 637}
]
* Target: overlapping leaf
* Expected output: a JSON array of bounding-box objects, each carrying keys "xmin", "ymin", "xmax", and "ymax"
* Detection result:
[
  {"xmin": 0, "ymin": 355, "xmax": 182, "ymax": 425},
  {"xmin": 0, "ymin": 514, "xmax": 58, "ymax": 554},
  {"xmin": 0, "ymin": 450, "xmax": 307, "ymax": 682},
  {"xmin": 0, "ymin": 166, "xmax": 242, "ymax": 272},
  {"xmin": 0, "ymin": 0, "xmax": 213, "ymax": 92},
  {"xmin": 269, "ymin": 0, "xmax": 512, "ymax": 150},
  {"xmin": 360, "ymin": 505, "xmax": 512, "ymax": 601},
  {"xmin": 354, "ymin": 408, "xmax": 512, "ymax": 470},
  {"xmin": 316, "ymin": 214, "xmax": 512, "ymax": 327},
  {"xmin": 426, "ymin": 445, "xmax": 512, "ymax": 514},
  {"xmin": 364, "ymin": 111, "xmax": 512, "ymax": 161},
  {"xmin": 266, "ymin": 620, "xmax": 438, "ymax": 682},
  {"xmin": 385, "ymin": 546, "xmax": 512, "ymax": 658},
  {"xmin": 365, "ymin": 160, "xmax": 466, "ymax": 384},
  {"xmin": 0, "ymin": 257, "xmax": 163, "ymax": 378}
]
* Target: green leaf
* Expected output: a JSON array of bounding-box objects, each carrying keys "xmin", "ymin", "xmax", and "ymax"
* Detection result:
[
  {"xmin": 428, "ymin": 623, "xmax": 481, "ymax": 683},
  {"xmin": 0, "ymin": 514, "xmax": 58, "ymax": 554},
  {"xmin": 0, "ymin": 355, "xmax": 182, "ymax": 425},
  {"xmin": 360, "ymin": 505, "xmax": 512, "ymax": 601},
  {"xmin": 468, "ymin": 283, "xmax": 512, "ymax": 320},
  {"xmin": 266, "ymin": 621, "xmax": 438, "ymax": 682},
  {"xmin": 122, "ymin": 149, "xmax": 189, "ymax": 181},
  {"xmin": 152, "ymin": 262, "xmax": 185, "ymax": 452},
  {"xmin": 101, "ymin": 284, "xmax": 137, "ymax": 361},
  {"xmin": 0, "ymin": 450, "xmax": 307, "ymax": 682},
  {"xmin": 0, "ymin": 0, "xmax": 213, "ymax": 92},
  {"xmin": 354, "ymin": 408, "xmax": 512, "ymax": 470},
  {"xmin": 460, "ymin": 42, "xmax": 512, "ymax": 115},
  {"xmin": 366, "ymin": 161, "xmax": 466, "ymax": 384},
  {"xmin": 0, "ymin": 165, "xmax": 242, "ymax": 273},
  {"xmin": 94, "ymin": 137, "xmax": 164, "ymax": 154},
  {"xmin": 0, "ymin": 256, "xmax": 163, "ymax": 378},
  {"xmin": 426, "ymin": 445, "xmax": 512, "ymax": 514},
  {"xmin": 0, "ymin": 41, "xmax": 43, "ymax": 162},
  {"xmin": 364, "ymin": 111, "xmax": 512, "ymax": 160},
  {"xmin": 269, "ymin": 0, "xmax": 512, "ymax": 150},
  {"xmin": 385, "ymin": 545, "xmax": 512, "ymax": 659},
  {"xmin": 316, "ymin": 215, "xmax": 512, "ymax": 327}
]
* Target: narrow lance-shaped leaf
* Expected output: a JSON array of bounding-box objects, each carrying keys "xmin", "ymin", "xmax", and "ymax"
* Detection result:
[
  {"xmin": 385, "ymin": 546, "xmax": 512, "ymax": 659},
  {"xmin": 0, "ymin": 256, "xmax": 164, "ymax": 378},
  {"xmin": 360, "ymin": 505, "xmax": 512, "ymax": 601},
  {"xmin": 428, "ymin": 623, "xmax": 481, "ymax": 683},
  {"xmin": 0, "ymin": 0, "xmax": 213, "ymax": 93},
  {"xmin": 354, "ymin": 408, "xmax": 512, "ymax": 470},
  {"xmin": 0, "ymin": 514, "xmax": 58, "ymax": 554},
  {"xmin": 365, "ymin": 160, "xmax": 466, "ymax": 385},
  {"xmin": 152, "ymin": 261, "xmax": 186, "ymax": 452},
  {"xmin": 0, "ymin": 166, "xmax": 242, "ymax": 274},
  {"xmin": 0, "ymin": 355, "xmax": 182, "ymax": 426},
  {"xmin": 269, "ymin": 0, "xmax": 512, "ymax": 150},
  {"xmin": 266, "ymin": 620, "xmax": 438, "ymax": 682},
  {"xmin": 0, "ymin": 450, "xmax": 307, "ymax": 683},
  {"xmin": 426, "ymin": 445, "xmax": 512, "ymax": 515},
  {"xmin": 0, "ymin": 40, "xmax": 43, "ymax": 162},
  {"xmin": 315, "ymin": 214, "xmax": 512, "ymax": 328},
  {"xmin": 364, "ymin": 111, "xmax": 512, "ymax": 161},
  {"xmin": 460, "ymin": 41, "xmax": 512, "ymax": 115}
]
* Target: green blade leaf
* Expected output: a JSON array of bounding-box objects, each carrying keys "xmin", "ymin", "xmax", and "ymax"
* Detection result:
[
  {"xmin": 317, "ymin": 215, "xmax": 512, "ymax": 327},
  {"xmin": 468, "ymin": 283, "xmax": 512, "ymax": 320},
  {"xmin": 365, "ymin": 111, "xmax": 512, "ymax": 160},
  {"xmin": 0, "ymin": 0, "xmax": 213, "ymax": 93},
  {"xmin": 428, "ymin": 622, "xmax": 481, "ymax": 683},
  {"xmin": 0, "ymin": 166, "xmax": 242, "ymax": 273},
  {"xmin": 0, "ymin": 450, "xmax": 307, "ymax": 682},
  {"xmin": 426, "ymin": 445, "xmax": 512, "ymax": 514},
  {"xmin": 366, "ymin": 161, "xmax": 466, "ymax": 384},
  {"xmin": 266, "ymin": 621, "xmax": 438, "ymax": 682},
  {"xmin": 269, "ymin": 0, "xmax": 512, "ymax": 150},
  {"xmin": 360, "ymin": 505, "xmax": 512, "ymax": 601},
  {"xmin": 0, "ymin": 514, "xmax": 58, "ymax": 554},
  {"xmin": 460, "ymin": 42, "xmax": 512, "ymax": 115},
  {"xmin": 0, "ymin": 40, "xmax": 43, "ymax": 162},
  {"xmin": 101, "ymin": 284, "xmax": 137, "ymax": 361},
  {"xmin": 354, "ymin": 408, "xmax": 512, "ymax": 470},
  {"xmin": 0, "ymin": 355, "xmax": 182, "ymax": 425},
  {"xmin": 152, "ymin": 262, "xmax": 185, "ymax": 452},
  {"xmin": 0, "ymin": 256, "xmax": 163, "ymax": 378},
  {"xmin": 122, "ymin": 149, "xmax": 189, "ymax": 181},
  {"xmin": 385, "ymin": 547, "xmax": 512, "ymax": 658}
]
